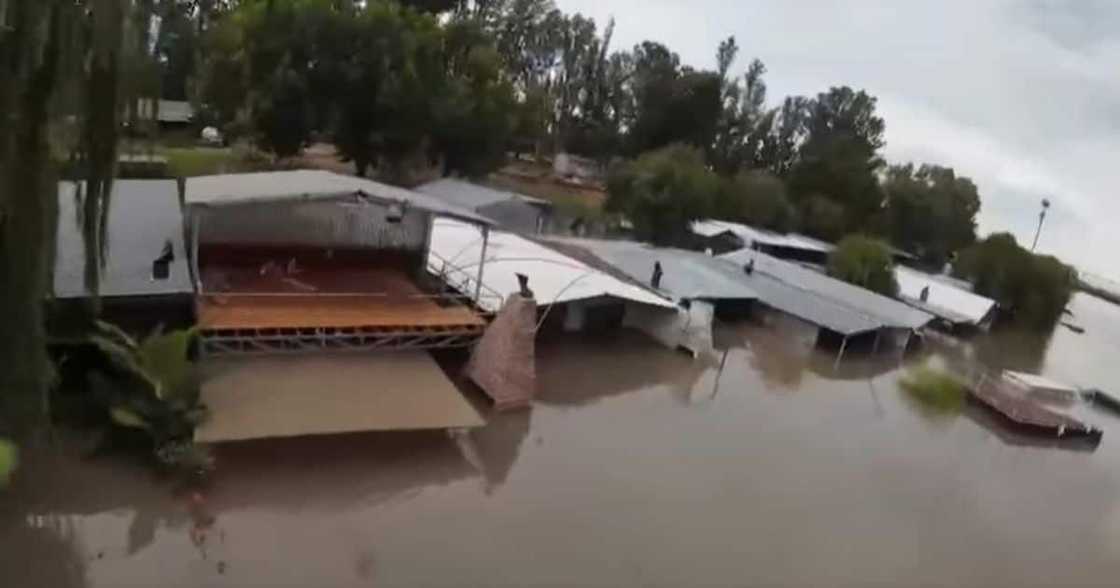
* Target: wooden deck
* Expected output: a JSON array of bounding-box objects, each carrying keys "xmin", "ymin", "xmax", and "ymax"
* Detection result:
[
  {"xmin": 198, "ymin": 261, "xmax": 484, "ymax": 331},
  {"xmin": 198, "ymin": 294, "xmax": 484, "ymax": 330}
]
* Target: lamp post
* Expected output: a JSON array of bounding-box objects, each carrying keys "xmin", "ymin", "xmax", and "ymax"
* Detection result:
[{"xmin": 1031, "ymin": 198, "xmax": 1050, "ymax": 252}]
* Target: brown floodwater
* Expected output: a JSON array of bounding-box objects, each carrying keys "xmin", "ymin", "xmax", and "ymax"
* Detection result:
[{"xmin": 4, "ymin": 293, "xmax": 1120, "ymax": 587}]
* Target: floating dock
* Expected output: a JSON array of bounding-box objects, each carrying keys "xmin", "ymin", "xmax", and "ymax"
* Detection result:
[{"xmin": 969, "ymin": 378, "xmax": 1102, "ymax": 440}]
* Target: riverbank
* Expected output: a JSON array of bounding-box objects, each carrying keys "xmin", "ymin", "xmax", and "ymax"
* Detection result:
[{"xmin": 4, "ymin": 293, "xmax": 1120, "ymax": 587}]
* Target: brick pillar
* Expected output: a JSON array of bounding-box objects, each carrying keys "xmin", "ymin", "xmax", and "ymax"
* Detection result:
[{"xmin": 466, "ymin": 294, "xmax": 536, "ymax": 410}]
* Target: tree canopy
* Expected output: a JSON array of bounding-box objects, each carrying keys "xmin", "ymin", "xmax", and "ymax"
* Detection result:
[
  {"xmin": 879, "ymin": 163, "xmax": 980, "ymax": 267},
  {"xmin": 605, "ymin": 144, "xmax": 719, "ymax": 245},
  {"xmin": 827, "ymin": 235, "xmax": 899, "ymax": 296},
  {"xmin": 953, "ymin": 233, "xmax": 1074, "ymax": 329}
]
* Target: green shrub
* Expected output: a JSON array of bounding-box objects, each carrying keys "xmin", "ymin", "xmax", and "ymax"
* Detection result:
[
  {"xmin": 54, "ymin": 321, "xmax": 212, "ymax": 475},
  {"xmin": 606, "ymin": 144, "xmax": 720, "ymax": 245},
  {"xmin": 0, "ymin": 439, "xmax": 17, "ymax": 487},
  {"xmin": 827, "ymin": 235, "xmax": 899, "ymax": 296},
  {"xmin": 900, "ymin": 367, "xmax": 966, "ymax": 415}
]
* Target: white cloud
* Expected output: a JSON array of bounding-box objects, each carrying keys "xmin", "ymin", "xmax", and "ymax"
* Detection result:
[{"xmin": 556, "ymin": 0, "xmax": 1120, "ymax": 276}]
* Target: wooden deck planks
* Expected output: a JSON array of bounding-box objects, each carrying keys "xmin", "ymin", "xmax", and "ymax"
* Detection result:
[{"xmin": 197, "ymin": 294, "xmax": 484, "ymax": 330}]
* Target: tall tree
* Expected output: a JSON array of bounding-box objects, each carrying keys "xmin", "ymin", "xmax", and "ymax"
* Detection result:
[
  {"xmin": 880, "ymin": 163, "xmax": 980, "ymax": 267},
  {"xmin": 1, "ymin": 0, "xmax": 130, "ymax": 438},
  {"xmin": 787, "ymin": 86, "xmax": 886, "ymax": 236}
]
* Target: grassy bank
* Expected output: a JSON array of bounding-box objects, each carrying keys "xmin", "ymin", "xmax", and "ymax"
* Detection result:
[{"xmin": 163, "ymin": 146, "xmax": 271, "ymax": 177}]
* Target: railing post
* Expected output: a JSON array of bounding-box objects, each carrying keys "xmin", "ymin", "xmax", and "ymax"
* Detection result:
[{"xmin": 474, "ymin": 225, "xmax": 490, "ymax": 305}]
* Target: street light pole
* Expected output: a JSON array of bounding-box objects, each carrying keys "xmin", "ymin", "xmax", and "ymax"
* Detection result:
[{"xmin": 1031, "ymin": 198, "xmax": 1051, "ymax": 252}]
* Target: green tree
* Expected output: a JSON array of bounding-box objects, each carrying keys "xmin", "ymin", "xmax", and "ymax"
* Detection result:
[
  {"xmin": 827, "ymin": 235, "xmax": 899, "ymax": 296},
  {"xmin": 154, "ymin": 0, "xmax": 199, "ymax": 101},
  {"xmin": 2, "ymin": 0, "xmax": 134, "ymax": 439},
  {"xmin": 788, "ymin": 87, "xmax": 886, "ymax": 235},
  {"xmin": 954, "ymin": 233, "xmax": 1073, "ymax": 329},
  {"xmin": 625, "ymin": 41, "xmax": 722, "ymax": 157},
  {"xmin": 433, "ymin": 18, "xmax": 517, "ymax": 177},
  {"xmin": 880, "ymin": 163, "xmax": 980, "ymax": 267},
  {"xmin": 714, "ymin": 170, "xmax": 797, "ymax": 233},
  {"xmin": 605, "ymin": 144, "xmax": 719, "ymax": 245}
]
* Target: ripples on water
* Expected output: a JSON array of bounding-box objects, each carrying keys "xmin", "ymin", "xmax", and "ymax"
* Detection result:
[{"xmin": 4, "ymin": 293, "xmax": 1120, "ymax": 587}]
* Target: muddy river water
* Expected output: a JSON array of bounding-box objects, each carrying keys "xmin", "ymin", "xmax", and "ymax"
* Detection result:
[{"xmin": 4, "ymin": 293, "xmax": 1120, "ymax": 587}]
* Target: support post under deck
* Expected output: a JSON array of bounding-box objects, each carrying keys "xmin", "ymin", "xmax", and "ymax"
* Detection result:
[{"xmin": 834, "ymin": 336, "xmax": 849, "ymax": 370}]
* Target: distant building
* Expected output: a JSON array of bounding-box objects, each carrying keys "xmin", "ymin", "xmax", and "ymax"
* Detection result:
[
  {"xmin": 691, "ymin": 219, "xmax": 834, "ymax": 263},
  {"xmin": 691, "ymin": 219, "xmax": 918, "ymax": 265},
  {"xmin": 135, "ymin": 99, "xmax": 194, "ymax": 128},
  {"xmin": 552, "ymin": 153, "xmax": 604, "ymax": 184},
  {"xmin": 417, "ymin": 178, "xmax": 554, "ymax": 234}
]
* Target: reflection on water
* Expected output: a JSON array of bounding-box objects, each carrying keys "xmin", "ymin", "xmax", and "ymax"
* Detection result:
[{"xmin": 4, "ymin": 293, "xmax": 1120, "ymax": 587}]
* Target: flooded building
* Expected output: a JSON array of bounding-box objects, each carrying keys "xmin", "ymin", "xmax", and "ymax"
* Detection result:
[
  {"xmin": 551, "ymin": 237, "xmax": 932, "ymax": 360},
  {"xmin": 52, "ymin": 179, "xmax": 194, "ymax": 331},
  {"xmin": 895, "ymin": 265, "xmax": 998, "ymax": 331},
  {"xmin": 183, "ymin": 170, "xmax": 495, "ymax": 442},
  {"xmin": 416, "ymin": 178, "xmax": 554, "ymax": 234},
  {"xmin": 427, "ymin": 218, "xmax": 708, "ymax": 354}
]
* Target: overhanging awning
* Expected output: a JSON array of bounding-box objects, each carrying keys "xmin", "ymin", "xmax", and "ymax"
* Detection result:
[{"xmin": 195, "ymin": 351, "xmax": 483, "ymax": 443}]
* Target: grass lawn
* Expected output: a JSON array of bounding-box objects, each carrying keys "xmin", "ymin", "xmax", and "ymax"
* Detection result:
[{"xmin": 162, "ymin": 147, "xmax": 268, "ymax": 177}]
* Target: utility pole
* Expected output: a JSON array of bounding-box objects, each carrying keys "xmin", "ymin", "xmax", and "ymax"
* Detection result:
[{"xmin": 1031, "ymin": 198, "xmax": 1050, "ymax": 252}]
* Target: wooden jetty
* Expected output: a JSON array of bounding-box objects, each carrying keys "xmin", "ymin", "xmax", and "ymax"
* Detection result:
[{"xmin": 969, "ymin": 378, "xmax": 1102, "ymax": 440}]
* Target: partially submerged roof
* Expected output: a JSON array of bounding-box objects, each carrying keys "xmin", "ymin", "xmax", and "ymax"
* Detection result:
[
  {"xmin": 720, "ymin": 248, "xmax": 934, "ymax": 331},
  {"xmin": 416, "ymin": 178, "xmax": 550, "ymax": 210},
  {"xmin": 429, "ymin": 219, "xmax": 675, "ymax": 313},
  {"xmin": 547, "ymin": 237, "xmax": 759, "ymax": 302},
  {"xmin": 54, "ymin": 180, "xmax": 192, "ymax": 299},
  {"xmin": 549, "ymin": 237, "xmax": 887, "ymax": 335},
  {"xmin": 195, "ymin": 351, "xmax": 483, "ymax": 443},
  {"xmin": 895, "ymin": 265, "xmax": 996, "ymax": 325},
  {"xmin": 185, "ymin": 170, "xmax": 493, "ymax": 225},
  {"xmin": 692, "ymin": 219, "xmax": 833, "ymax": 254}
]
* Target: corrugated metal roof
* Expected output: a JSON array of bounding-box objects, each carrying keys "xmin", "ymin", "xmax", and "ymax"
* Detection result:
[
  {"xmin": 417, "ymin": 178, "xmax": 550, "ymax": 209},
  {"xmin": 720, "ymin": 248, "xmax": 933, "ymax": 330},
  {"xmin": 549, "ymin": 237, "xmax": 885, "ymax": 335},
  {"xmin": 547, "ymin": 237, "xmax": 760, "ymax": 301},
  {"xmin": 185, "ymin": 170, "xmax": 493, "ymax": 225},
  {"xmin": 429, "ymin": 219, "xmax": 675, "ymax": 313},
  {"xmin": 692, "ymin": 219, "xmax": 833, "ymax": 254},
  {"xmin": 895, "ymin": 266, "xmax": 996, "ymax": 325},
  {"xmin": 54, "ymin": 180, "xmax": 193, "ymax": 299}
]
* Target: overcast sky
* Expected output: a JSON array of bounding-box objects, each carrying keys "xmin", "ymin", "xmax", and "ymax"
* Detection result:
[{"xmin": 556, "ymin": 0, "xmax": 1120, "ymax": 278}]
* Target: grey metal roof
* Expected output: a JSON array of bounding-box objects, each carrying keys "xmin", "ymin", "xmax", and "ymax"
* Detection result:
[
  {"xmin": 549, "ymin": 237, "xmax": 884, "ymax": 336},
  {"xmin": 720, "ymin": 248, "xmax": 933, "ymax": 330},
  {"xmin": 54, "ymin": 180, "xmax": 193, "ymax": 299},
  {"xmin": 416, "ymin": 178, "xmax": 550, "ymax": 210},
  {"xmin": 185, "ymin": 170, "xmax": 493, "ymax": 225},
  {"xmin": 548, "ymin": 237, "xmax": 759, "ymax": 301}
]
